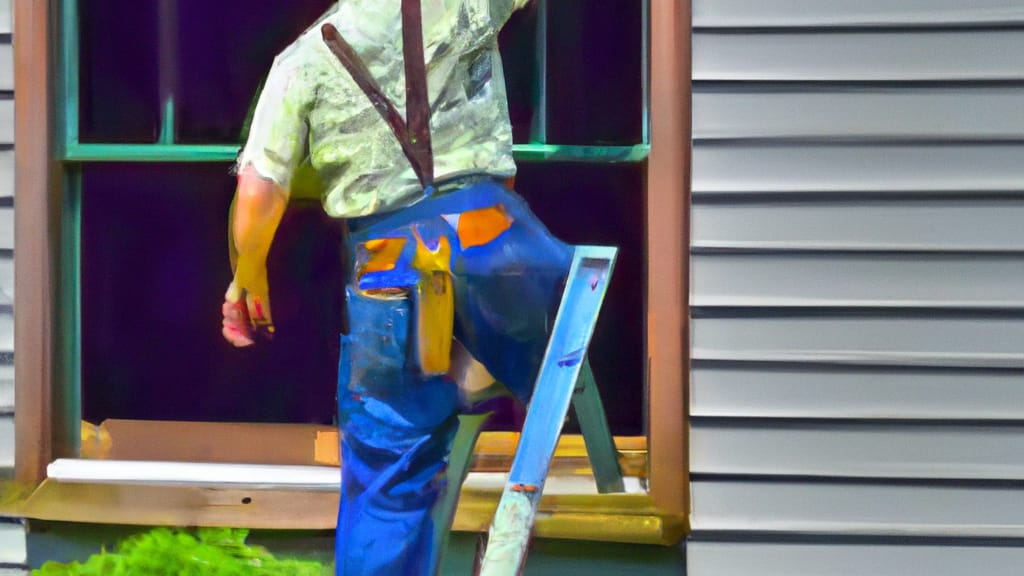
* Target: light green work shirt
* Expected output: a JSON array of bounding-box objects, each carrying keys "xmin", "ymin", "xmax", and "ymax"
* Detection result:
[{"xmin": 238, "ymin": 0, "xmax": 529, "ymax": 218}]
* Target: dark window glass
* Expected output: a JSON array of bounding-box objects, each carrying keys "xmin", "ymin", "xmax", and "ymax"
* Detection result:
[
  {"xmin": 79, "ymin": 1, "xmax": 643, "ymax": 147},
  {"xmin": 175, "ymin": 0, "xmax": 334, "ymax": 143},
  {"xmin": 175, "ymin": 1, "xmax": 543, "ymax": 145},
  {"xmin": 79, "ymin": 161, "xmax": 643, "ymax": 435},
  {"xmin": 79, "ymin": 0, "xmax": 161, "ymax": 143},
  {"xmin": 499, "ymin": 6, "xmax": 542, "ymax": 144},
  {"xmin": 81, "ymin": 163, "xmax": 346, "ymax": 424},
  {"xmin": 546, "ymin": 0, "xmax": 644, "ymax": 145},
  {"xmin": 516, "ymin": 161, "xmax": 645, "ymax": 435},
  {"xmin": 76, "ymin": 3, "xmax": 645, "ymax": 436}
]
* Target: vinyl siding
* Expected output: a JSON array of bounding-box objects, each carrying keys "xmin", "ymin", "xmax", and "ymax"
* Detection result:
[
  {"xmin": 0, "ymin": 0, "xmax": 14, "ymax": 479},
  {"xmin": 688, "ymin": 540, "xmax": 1024, "ymax": 576},
  {"xmin": 0, "ymin": 522, "xmax": 25, "ymax": 564},
  {"xmin": 693, "ymin": 1, "xmax": 1024, "ymax": 28},
  {"xmin": 688, "ymin": 1, "xmax": 1024, "ymax": 573},
  {"xmin": 1, "ymin": 7, "xmax": 28, "ymax": 573}
]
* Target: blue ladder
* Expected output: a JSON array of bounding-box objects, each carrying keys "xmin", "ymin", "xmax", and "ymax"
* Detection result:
[{"xmin": 477, "ymin": 245, "xmax": 619, "ymax": 576}]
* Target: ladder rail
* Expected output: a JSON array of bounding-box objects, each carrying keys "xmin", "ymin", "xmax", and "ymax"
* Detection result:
[{"xmin": 478, "ymin": 245, "xmax": 618, "ymax": 576}]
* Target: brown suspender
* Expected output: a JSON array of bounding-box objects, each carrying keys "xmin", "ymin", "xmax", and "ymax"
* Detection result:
[
  {"xmin": 320, "ymin": 0, "xmax": 435, "ymax": 192},
  {"xmin": 399, "ymin": 0, "xmax": 434, "ymax": 189}
]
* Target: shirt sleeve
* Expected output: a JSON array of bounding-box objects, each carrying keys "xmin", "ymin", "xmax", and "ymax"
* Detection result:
[
  {"xmin": 488, "ymin": 0, "xmax": 532, "ymax": 30},
  {"xmin": 237, "ymin": 49, "xmax": 313, "ymax": 191}
]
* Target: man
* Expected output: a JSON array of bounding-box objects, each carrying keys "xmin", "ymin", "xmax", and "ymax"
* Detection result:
[{"xmin": 221, "ymin": 1, "xmax": 569, "ymax": 573}]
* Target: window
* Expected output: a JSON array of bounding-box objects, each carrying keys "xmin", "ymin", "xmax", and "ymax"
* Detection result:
[{"xmin": 15, "ymin": 0, "xmax": 688, "ymax": 544}]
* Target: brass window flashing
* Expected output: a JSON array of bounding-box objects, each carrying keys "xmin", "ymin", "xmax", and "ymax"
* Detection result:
[
  {"xmin": 16, "ymin": 479, "xmax": 686, "ymax": 545},
  {"xmin": 13, "ymin": 0, "xmax": 690, "ymax": 544},
  {"xmin": 9, "ymin": 419, "xmax": 675, "ymax": 543}
]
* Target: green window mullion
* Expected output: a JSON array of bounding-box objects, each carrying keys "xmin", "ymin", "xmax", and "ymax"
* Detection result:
[
  {"xmin": 53, "ymin": 166, "xmax": 83, "ymax": 460},
  {"xmin": 642, "ymin": 0, "xmax": 650, "ymax": 146},
  {"xmin": 63, "ymin": 143, "xmax": 649, "ymax": 164},
  {"xmin": 53, "ymin": 0, "xmax": 83, "ymax": 459},
  {"xmin": 157, "ymin": 0, "xmax": 178, "ymax": 145},
  {"xmin": 59, "ymin": 0, "xmax": 80, "ymax": 157},
  {"xmin": 531, "ymin": 0, "xmax": 548, "ymax": 145},
  {"xmin": 512, "ymin": 143, "xmax": 650, "ymax": 163},
  {"xmin": 59, "ymin": 0, "xmax": 649, "ymax": 164}
]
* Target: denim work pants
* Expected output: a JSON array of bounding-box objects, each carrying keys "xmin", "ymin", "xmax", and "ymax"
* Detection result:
[{"xmin": 335, "ymin": 178, "xmax": 572, "ymax": 575}]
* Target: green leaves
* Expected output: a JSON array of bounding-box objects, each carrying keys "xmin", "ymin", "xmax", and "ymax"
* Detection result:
[{"xmin": 33, "ymin": 527, "xmax": 327, "ymax": 575}]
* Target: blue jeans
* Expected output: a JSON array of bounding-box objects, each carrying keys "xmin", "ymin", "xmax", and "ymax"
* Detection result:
[{"xmin": 335, "ymin": 178, "xmax": 571, "ymax": 575}]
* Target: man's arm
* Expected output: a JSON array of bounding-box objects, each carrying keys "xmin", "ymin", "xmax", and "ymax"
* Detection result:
[
  {"xmin": 222, "ymin": 42, "xmax": 311, "ymax": 347},
  {"xmin": 222, "ymin": 165, "xmax": 288, "ymax": 347}
]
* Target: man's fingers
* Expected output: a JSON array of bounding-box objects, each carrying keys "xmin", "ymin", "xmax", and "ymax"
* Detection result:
[
  {"xmin": 223, "ymin": 328, "xmax": 255, "ymax": 347},
  {"xmin": 222, "ymin": 320, "xmax": 255, "ymax": 347},
  {"xmin": 225, "ymin": 282, "xmax": 243, "ymax": 303},
  {"xmin": 222, "ymin": 300, "xmax": 246, "ymax": 322},
  {"xmin": 223, "ymin": 285, "xmax": 274, "ymax": 344},
  {"xmin": 222, "ymin": 294, "xmax": 256, "ymax": 347}
]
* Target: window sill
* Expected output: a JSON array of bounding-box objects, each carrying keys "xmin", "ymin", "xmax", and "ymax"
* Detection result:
[
  {"xmin": 16, "ymin": 476, "xmax": 682, "ymax": 544},
  {"xmin": 9, "ymin": 420, "xmax": 684, "ymax": 545}
]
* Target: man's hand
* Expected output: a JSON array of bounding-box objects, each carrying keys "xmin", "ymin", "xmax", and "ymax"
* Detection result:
[
  {"xmin": 221, "ymin": 276, "xmax": 274, "ymax": 347},
  {"xmin": 222, "ymin": 287, "xmax": 255, "ymax": 347},
  {"xmin": 222, "ymin": 165, "xmax": 288, "ymax": 347}
]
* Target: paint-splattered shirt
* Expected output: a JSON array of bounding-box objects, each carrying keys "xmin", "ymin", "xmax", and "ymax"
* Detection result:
[{"xmin": 238, "ymin": 0, "xmax": 529, "ymax": 218}]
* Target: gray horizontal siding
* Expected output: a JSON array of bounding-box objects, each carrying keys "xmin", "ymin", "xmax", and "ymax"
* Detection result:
[
  {"xmin": 693, "ymin": 0, "xmax": 1024, "ymax": 28},
  {"xmin": 692, "ymin": 143, "xmax": 1024, "ymax": 194},
  {"xmin": 0, "ymin": 0, "xmax": 8, "ymax": 35},
  {"xmin": 693, "ymin": 87, "xmax": 1024, "ymax": 141},
  {"xmin": 0, "ymin": 256, "xmax": 11, "ymax": 307},
  {"xmin": 692, "ymin": 422, "xmax": 1024, "ymax": 479},
  {"xmin": 0, "ymin": 522, "xmax": 25, "ymax": 566},
  {"xmin": 0, "ymin": 22, "xmax": 12, "ymax": 488},
  {"xmin": 0, "ymin": 44, "xmax": 11, "ymax": 92},
  {"xmin": 0, "ymin": 151, "xmax": 11, "ymax": 200},
  {"xmin": 691, "ymin": 367, "xmax": 1024, "ymax": 420},
  {"xmin": 0, "ymin": 209, "xmax": 11, "ymax": 251},
  {"xmin": 0, "ymin": 101, "xmax": 11, "ymax": 145},
  {"xmin": 693, "ymin": 30, "xmax": 1024, "ymax": 81},
  {"xmin": 692, "ymin": 316, "xmax": 1024, "ymax": 368},
  {"xmin": 693, "ymin": 200, "xmax": 1024, "ymax": 252},
  {"xmin": 689, "ymin": 3, "xmax": 1024, "ymax": 573},
  {"xmin": 0, "ymin": 415, "xmax": 11, "ymax": 469},
  {"xmin": 688, "ymin": 541, "xmax": 1024, "ymax": 576},
  {"xmin": 692, "ymin": 254, "xmax": 1024, "ymax": 309},
  {"xmin": 0, "ymin": 364, "xmax": 11, "ymax": 412},
  {"xmin": 691, "ymin": 481, "xmax": 1024, "ymax": 536}
]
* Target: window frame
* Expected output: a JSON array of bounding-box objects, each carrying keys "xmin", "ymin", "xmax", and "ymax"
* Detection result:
[{"xmin": 13, "ymin": 0, "xmax": 690, "ymax": 544}]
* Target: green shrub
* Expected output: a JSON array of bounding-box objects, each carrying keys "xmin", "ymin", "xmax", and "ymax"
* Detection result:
[{"xmin": 33, "ymin": 527, "xmax": 328, "ymax": 575}]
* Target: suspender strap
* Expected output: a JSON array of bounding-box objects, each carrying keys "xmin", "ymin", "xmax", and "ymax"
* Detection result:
[
  {"xmin": 400, "ymin": 0, "xmax": 434, "ymax": 189},
  {"xmin": 320, "ymin": 0, "xmax": 435, "ymax": 191}
]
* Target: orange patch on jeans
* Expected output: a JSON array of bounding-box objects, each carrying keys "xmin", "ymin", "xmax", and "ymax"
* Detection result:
[
  {"xmin": 456, "ymin": 204, "xmax": 514, "ymax": 249},
  {"xmin": 358, "ymin": 237, "xmax": 406, "ymax": 274}
]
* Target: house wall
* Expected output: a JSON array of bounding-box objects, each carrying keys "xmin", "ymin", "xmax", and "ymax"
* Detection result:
[
  {"xmin": 688, "ymin": 1, "xmax": 1024, "ymax": 574},
  {"xmin": 0, "ymin": 520, "xmax": 26, "ymax": 576},
  {"xmin": 0, "ymin": 0, "xmax": 15, "ymax": 476},
  {"xmin": 0, "ymin": 2, "xmax": 27, "ymax": 574}
]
